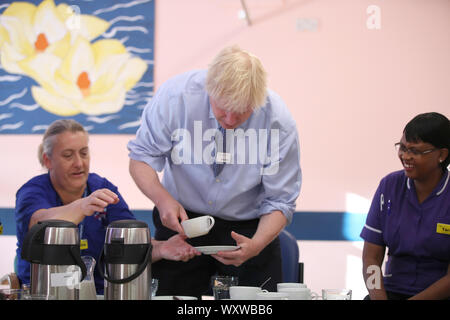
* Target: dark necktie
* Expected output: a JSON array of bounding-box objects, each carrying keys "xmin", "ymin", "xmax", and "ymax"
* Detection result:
[{"xmin": 213, "ymin": 126, "xmax": 226, "ymax": 177}]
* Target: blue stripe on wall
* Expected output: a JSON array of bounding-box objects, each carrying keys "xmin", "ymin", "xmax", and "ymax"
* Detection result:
[{"xmin": 0, "ymin": 209, "xmax": 366, "ymax": 241}]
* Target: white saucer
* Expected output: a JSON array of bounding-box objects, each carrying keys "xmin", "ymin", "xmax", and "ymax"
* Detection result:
[
  {"xmin": 194, "ymin": 245, "xmax": 240, "ymax": 255},
  {"xmin": 152, "ymin": 295, "xmax": 198, "ymax": 300}
]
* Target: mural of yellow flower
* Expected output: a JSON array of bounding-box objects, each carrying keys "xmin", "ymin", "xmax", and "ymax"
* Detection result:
[
  {"xmin": 0, "ymin": 0, "xmax": 150, "ymax": 118},
  {"xmin": 22, "ymin": 37, "xmax": 147, "ymax": 116},
  {"xmin": 0, "ymin": 0, "xmax": 154, "ymax": 133},
  {"xmin": 0, "ymin": 0, "xmax": 109, "ymax": 75}
]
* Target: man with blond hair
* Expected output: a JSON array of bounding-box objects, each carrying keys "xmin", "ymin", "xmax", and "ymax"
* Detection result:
[{"xmin": 128, "ymin": 45, "xmax": 301, "ymax": 297}]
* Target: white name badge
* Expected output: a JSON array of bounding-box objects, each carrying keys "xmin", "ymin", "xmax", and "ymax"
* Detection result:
[{"xmin": 215, "ymin": 152, "xmax": 231, "ymax": 164}]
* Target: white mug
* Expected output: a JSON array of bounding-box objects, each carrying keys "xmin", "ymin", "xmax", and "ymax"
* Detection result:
[
  {"xmin": 277, "ymin": 287, "xmax": 319, "ymax": 300},
  {"xmin": 229, "ymin": 286, "xmax": 266, "ymax": 300},
  {"xmin": 181, "ymin": 215, "xmax": 215, "ymax": 238}
]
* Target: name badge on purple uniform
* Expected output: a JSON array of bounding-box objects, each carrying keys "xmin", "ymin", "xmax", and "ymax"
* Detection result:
[{"xmin": 436, "ymin": 223, "xmax": 450, "ymax": 235}]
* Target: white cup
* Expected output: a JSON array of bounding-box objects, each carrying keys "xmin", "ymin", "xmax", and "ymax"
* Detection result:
[
  {"xmin": 278, "ymin": 287, "xmax": 318, "ymax": 300},
  {"xmin": 322, "ymin": 289, "xmax": 352, "ymax": 300},
  {"xmin": 229, "ymin": 286, "xmax": 266, "ymax": 300},
  {"xmin": 277, "ymin": 282, "xmax": 307, "ymax": 291},
  {"xmin": 152, "ymin": 295, "xmax": 198, "ymax": 300},
  {"xmin": 256, "ymin": 292, "xmax": 289, "ymax": 300},
  {"xmin": 181, "ymin": 215, "xmax": 215, "ymax": 238}
]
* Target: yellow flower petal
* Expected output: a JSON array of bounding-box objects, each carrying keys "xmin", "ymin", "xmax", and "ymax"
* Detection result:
[
  {"xmin": 18, "ymin": 51, "xmax": 61, "ymax": 87},
  {"xmin": 47, "ymin": 33, "xmax": 71, "ymax": 59},
  {"xmin": 119, "ymin": 57, "xmax": 148, "ymax": 90},
  {"xmin": 79, "ymin": 15, "xmax": 110, "ymax": 40},
  {"xmin": 1, "ymin": 2, "xmax": 35, "ymax": 50},
  {"xmin": 31, "ymin": 85, "xmax": 80, "ymax": 116},
  {"xmin": 53, "ymin": 73, "xmax": 83, "ymax": 100},
  {"xmin": 92, "ymin": 53, "xmax": 130, "ymax": 93},
  {"xmin": 2, "ymin": 2, "xmax": 35, "ymax": 25},
  {"xmin": 0, "ymin": 26, "xmax": 7, "ymax": 47},
  {"xmin": 55, "ymin": 3, "xmax": 73, "ymax": 22},
  {"xmin": 92, "ymin": 39, "xmax": 127, "ymax": 63},
  {"xmin": 76, "ymin": 86, "xmax": 126, "ymax": 115},
  {"xmin": 0, "ymin": 16, "xmax": 35, "ymax": 58},
  {"xmin": 33, "ymin": 0, "xmax": 67, "ymax": 44},
  {"xmin": 1, "ymin": 42, "xmax": 27, "ymax": 74},
  {"xmin": 58, "ymin": 37, "xmax": 95, "ymax": 84}
]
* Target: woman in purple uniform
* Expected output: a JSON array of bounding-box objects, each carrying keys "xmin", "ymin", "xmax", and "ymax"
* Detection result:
[
  {"xmin": 15, "ymin": 119, "xmax": 199, "ymax": 294},
  {"xmin": 361, "ymin": 112, "xmax": 450, "ymax": 300}
]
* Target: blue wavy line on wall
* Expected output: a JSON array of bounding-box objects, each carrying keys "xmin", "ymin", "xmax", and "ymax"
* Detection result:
[{"xmin": 0, "ymin": 208, "xmax": 366, "ymax": 241}]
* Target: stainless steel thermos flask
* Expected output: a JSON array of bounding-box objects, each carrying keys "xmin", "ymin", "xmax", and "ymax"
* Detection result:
[
  {"xmin": 21, "ymin": 220, "xmax": 87, "ymax": 299},
  {"xmin": 98, "ymin": 220, "xmax": 152, "ymax": 300}
]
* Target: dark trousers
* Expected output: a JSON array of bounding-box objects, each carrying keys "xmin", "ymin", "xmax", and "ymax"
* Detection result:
[{"xmin": 151, "ymin": 207, "xmax": 282, "ymax": 298}]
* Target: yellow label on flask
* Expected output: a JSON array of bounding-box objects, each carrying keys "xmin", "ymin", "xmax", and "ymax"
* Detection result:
[
  {"xmin": 436, "ymin": 223, "xmax": 450, "ymax": 235},
  {"xmin": 80, "ymin": 239, "xmax": 88, "ymax": 250}
]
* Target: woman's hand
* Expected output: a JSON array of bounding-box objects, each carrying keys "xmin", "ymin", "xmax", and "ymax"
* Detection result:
[
  {"xmin": 29, "ymin": 188, "xmax": 120, "ymax": 228},
  {"xmin": 79, "ymin": 188, "xmax": 119, "ymax": 216},
  {"xmin": 153, "ymin": 234, "xmax": 201, "ymax": 262}
]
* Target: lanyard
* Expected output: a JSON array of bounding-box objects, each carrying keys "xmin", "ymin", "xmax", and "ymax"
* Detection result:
[{"xmin": 79, "ymin": 188, "xmax": 89, "ymax": 241}]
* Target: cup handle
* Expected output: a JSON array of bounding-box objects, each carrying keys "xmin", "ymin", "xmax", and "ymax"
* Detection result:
[
  {"xmin": 261, "ymin": 289, "xmax": 268, "ymax": 293},
  {"xmin": 207, "ymin": 216, "xmax": 215, "ymax": 230},
  {"xmin": 311, "ymin": 292, "xmax": 320, "ymax": 300}
]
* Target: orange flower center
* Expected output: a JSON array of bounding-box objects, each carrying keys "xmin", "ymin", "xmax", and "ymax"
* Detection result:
[
  {"xmin": 76, "ymin": 71, "xmax": 91, "ymax": 97},
  {"xmin": 34, "ymin": 33, "xmax": 49, "ymax": 52}
]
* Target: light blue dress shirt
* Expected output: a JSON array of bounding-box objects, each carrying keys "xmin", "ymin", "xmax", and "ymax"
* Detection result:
[{"xmin": 127, "ymin": 70, "xmax": 302, "ymax": 223}]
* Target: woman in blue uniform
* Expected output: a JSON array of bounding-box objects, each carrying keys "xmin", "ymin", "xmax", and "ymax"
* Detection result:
[
  {"xmin": 361, "ymin": 112, "xmax": 450, "ymax": 300},
  {"xmin": 15, "ymin": 119, "xmax": 199, "ymax": 294}
]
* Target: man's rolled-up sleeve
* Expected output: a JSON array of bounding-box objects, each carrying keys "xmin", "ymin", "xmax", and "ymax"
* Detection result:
[{"xmin": 259, "ymin": 124, "xmax": 302, "ymax": 225}]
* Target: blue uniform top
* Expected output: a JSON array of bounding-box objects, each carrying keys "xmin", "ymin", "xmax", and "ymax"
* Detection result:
[
  {"xmin": 15, "ymin": 173, "xmax": 135, "ymax": 294},
  {"xmin": 127, "ymin": 70, "xmax": 302, "ymax": 224},
  {"xmin": 361, "ymin": 169, "xmax": 450, "ymax": 296}
]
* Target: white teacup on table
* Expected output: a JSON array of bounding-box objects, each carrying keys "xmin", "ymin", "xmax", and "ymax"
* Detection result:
[
  {"xmin": 277, "ymin": 282, "xmax": 307, "ymax": 291},
  {"xmin": 181, "ymin": 215, "xmax": 215, "ymax": 238},
  {"xmin": 322, "ymin": 289, "xmax": 352, "ymax": 300},
  {"xmin": 229, "ymin": 286, "xmax": 266, "ymax": 300},
  {"xmin": 256, "ymin": 292, "xmax": 289, "ymax": 300},
  {"xmin": 278, "ymin": 287, "xmax": 319, "ymax": 300},
  {"xmin": 152, "ymin": 295, "xmax": 198, "ymax": 300}
]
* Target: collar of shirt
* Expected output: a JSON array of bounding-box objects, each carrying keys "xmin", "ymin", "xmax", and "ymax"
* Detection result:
[
  {"xmin": 406, "ymin": 169, "xmax": 449, "ymax": 196},
  {"xmin": 405, "ymin": 170, "xmax": 449, "ymax": 208}
]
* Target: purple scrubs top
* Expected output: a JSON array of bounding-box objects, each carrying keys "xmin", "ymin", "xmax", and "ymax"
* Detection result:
[{"xmin": 361, "ymin": 169, "xmax": 450, "ymax": 296}]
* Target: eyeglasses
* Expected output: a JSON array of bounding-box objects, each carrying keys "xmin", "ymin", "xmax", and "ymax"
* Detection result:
[{"xmin": 394, "ymin": 142, "xmax": 437, "ymax": 156}]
